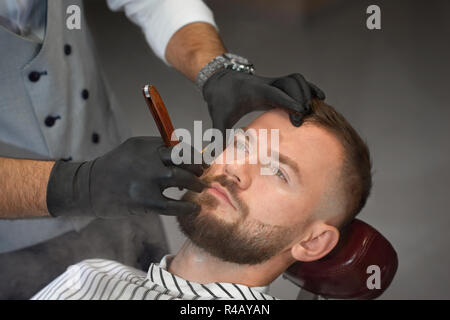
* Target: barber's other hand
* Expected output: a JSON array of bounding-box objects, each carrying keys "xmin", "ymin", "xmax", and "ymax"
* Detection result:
[
  {"xmin": 46, "ymin": 137, "xmax": 207, "ymax": 218},
  {"xmin": 203, "ymin": 69, "xmax": 325, "ymax": 134}
]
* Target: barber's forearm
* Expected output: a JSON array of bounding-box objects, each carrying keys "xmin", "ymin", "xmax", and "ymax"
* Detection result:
[
  {"xmin": 165, "ymin": 22, "xmax": 226, "ymax": 82},
  {"xmin": 0, "ymin": 157, "xmax": 53, "ymax": 218}
]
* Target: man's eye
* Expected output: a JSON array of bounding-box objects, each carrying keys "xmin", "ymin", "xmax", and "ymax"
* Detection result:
[
  {"xmin": 235, "ymin": 139, "xmax": 248, "ymax": 152},
  {"xmin": 272, "ymin": 166, "xmax": 287, "ymax": 182},
  {"xmin": 276, "ymin": 169, "xmax": 287, "ymax": 181}
]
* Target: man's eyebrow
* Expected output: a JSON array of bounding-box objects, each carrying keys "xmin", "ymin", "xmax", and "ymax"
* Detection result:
[
  {"xmin": 272, "ymin": 151, "xmax": 300, "ymax": 176},
  {"xmin": 235, "ymin": 127, "xmax": 300, "ymax": 177}
]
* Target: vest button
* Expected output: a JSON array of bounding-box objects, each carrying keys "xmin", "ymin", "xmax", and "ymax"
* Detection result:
[
  {"xmin": 82, "ymin": 89, "xmax": 89, "ymax": 100},
  {"xmin": 44, "ymin": 115, "xmax": 60, "ymax": 127},
  {"xmin": 64, "ymin": 44, "xmax": 72, "ymax": 55},
  {"xmin": 92, "ymin": 132, "xmax": 100, "ymax": 144},
  {"xmin": 28, "ymin": 71, "xmax": 41, "ymax": 82}
]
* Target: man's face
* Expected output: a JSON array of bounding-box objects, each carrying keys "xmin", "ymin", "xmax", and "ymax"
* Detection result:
[{"xmin": 178, "ymin": 109, "xmax": 344, "ymax": 265}]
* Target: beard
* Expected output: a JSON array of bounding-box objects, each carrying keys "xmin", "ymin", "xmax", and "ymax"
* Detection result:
[{"xmin": 177, "ymin": 174, "xmax": 297, "ymax": 265}]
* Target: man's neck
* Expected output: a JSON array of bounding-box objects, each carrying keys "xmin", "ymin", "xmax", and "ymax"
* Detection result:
[{"xmin": 168, "ymin": 240, "xmax": 292, "ymax": 287}]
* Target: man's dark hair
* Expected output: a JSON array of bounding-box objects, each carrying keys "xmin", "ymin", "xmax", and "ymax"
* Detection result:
[{"xmin": 303, "ymin": 98, "xmax": 373, "ymax": 227}]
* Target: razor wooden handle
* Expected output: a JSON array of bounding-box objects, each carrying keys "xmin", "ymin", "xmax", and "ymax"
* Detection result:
[{"xmin": 142, "ymin": 85, "xmax": 178, "ymax": 147}]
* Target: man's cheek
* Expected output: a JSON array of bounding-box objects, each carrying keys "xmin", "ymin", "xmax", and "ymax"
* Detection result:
[{"xmin": 249, "ymin": 192, "xmax": 294, "ymax": 225}]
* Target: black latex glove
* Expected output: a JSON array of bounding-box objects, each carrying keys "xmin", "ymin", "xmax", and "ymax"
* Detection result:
[
  {"xmin": 46, "ymin": 137, "xmax": 207, "ymax": 218},
  {"xmin": 203, "ymin": 69, "xmax": 325, "ymax": 134}
]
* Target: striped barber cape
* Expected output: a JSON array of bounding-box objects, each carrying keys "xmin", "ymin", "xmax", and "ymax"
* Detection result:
[{"xmin": 31, "ymin": 255, "xmax": 278, "ymax": 300}]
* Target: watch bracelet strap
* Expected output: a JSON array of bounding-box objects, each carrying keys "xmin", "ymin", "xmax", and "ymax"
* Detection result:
[{"xmin": 196, "ymin": 53, "xmax": 255, "ymax": 91}]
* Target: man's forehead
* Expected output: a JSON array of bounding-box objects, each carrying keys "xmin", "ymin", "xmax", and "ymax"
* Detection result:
[
  {"xmin": 247, "ymin": 108, "xmax": 290, "ymax": 130},
  {"xmin": 246, "ymin": 109, "xmax": 343, "ymax": 174},
  {"xmin": 246, "ymin": 109, "xmax": 322, "ymax": 143}
]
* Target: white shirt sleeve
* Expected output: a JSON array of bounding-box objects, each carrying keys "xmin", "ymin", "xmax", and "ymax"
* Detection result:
[{"xmin": 106, "ymin": 0, "xmax": 217, "ymax": 65}]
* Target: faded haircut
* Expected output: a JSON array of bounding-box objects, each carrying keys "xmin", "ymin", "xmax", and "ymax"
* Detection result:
[{"xmin": 302, "ymin": 98, "xmax": 373, "ymax": 228}]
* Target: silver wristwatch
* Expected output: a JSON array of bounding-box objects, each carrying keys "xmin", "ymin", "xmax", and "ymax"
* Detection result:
[{"xmin": 196, "ymin": 53, "xmax": 255, "ymax": 91}]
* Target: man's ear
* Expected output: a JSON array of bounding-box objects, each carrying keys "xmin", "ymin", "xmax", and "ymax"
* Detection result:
[{"xmin": 291, "ymin": 222, "xmax": 339, "ymax": 262}]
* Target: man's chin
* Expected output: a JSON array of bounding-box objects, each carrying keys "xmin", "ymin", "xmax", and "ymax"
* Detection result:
[
  {"xmin": 201, "ymin": 207, "xmax": 239, "ymax": 225},
  {"xmin": 176, "ymin": 209, "xmax": 274, "ymax": 265},
  {"xmin": 178, "ymin": 189, "xmax": 291, "ymax": 265}
]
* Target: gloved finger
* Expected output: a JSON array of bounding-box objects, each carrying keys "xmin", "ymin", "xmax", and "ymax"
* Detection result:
[
  {"xmin": 160, "ymin": 198, "xmax": 201, "ymax": 216},
  {"xmin": 288, "ymin": 73, "xmax": 312, "ymax": 109},
  {"xmin": 272, "ymin": 74, "xmax": 313, "ymax": 127},
  {"xmin": 271, "ymin": 75, "xmax": 308, "ymax": 107},
  {"xmin": 260, "ymin": 85, "xmax": 305, "ymax": 113},
  {"xmin": 190, "ymin": 145, "xmax": 210, "ymax": 170},
  {"xmin": 259, "ymin": 85, "xmax": 309, "ymax": 127},
  {"xmin": 159, "ymin": 143, "xmax": 207, "ymax": 175},
  {"xmin": 289, "ymin": 112, "xmax": 306, "ymax": 127},
  {"xmin": 171, "ymin": 145, "xmax": 205, "ymax": 177},
  {"xmin": 128, "ymin": 198, "xmax": 164, "ymax": 217},
  {"xmin": 158, "ymin": 145, "xmax": 172, "ymax": 164},
  {"xmin": 137, "ymin": 197, "xmax": 201, "ymax": 216},
  {"xmin": 308, "ymin": 81, "xmax": 326, "ymax": 100},
  {"xmin": 179, "ymin": 163, "xmax": 204, "ymax": 177},
  {"xmin": 160, "ymin": 166, "xmax": 207, "ymax": 192}
]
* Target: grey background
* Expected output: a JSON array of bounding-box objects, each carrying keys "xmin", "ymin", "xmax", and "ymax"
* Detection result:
[{"xmin": 86, "ymin": 0, "xmax": 450, "ymax": 299}]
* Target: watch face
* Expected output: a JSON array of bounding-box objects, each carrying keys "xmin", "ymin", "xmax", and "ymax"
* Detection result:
[{"xmin": 224, "ymin": 53, "xmax": 251, "ymax": 66}]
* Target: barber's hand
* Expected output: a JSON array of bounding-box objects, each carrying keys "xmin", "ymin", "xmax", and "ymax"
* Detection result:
[
  {"xmin": 203, "ymin": 69, "xmax": 325, "ymax": 134},
  {"xmin": 46, "ymin": 137, "xmax": 207, "ymax": 218}
]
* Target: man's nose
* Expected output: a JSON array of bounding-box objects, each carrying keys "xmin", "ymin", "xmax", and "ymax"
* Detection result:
[{"xmin": 224, "ymin": 161, "xmax": 251, "ymax": 190}]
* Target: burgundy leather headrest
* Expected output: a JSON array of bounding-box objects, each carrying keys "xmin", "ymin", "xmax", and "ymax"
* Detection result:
[{"xmin": 283, "ymin": 219, "xmax": 398, "ymax": 299}]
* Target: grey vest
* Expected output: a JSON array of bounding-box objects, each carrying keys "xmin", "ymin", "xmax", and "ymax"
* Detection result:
[{"xmin": 0, "ymin": 0, "xmax": 131, "ymax": 253}]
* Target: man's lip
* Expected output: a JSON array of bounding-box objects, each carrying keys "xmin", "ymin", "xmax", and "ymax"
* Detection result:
[{"xmin": 208, "ymin": 183, "xmax": 237, "ymax": 210}]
